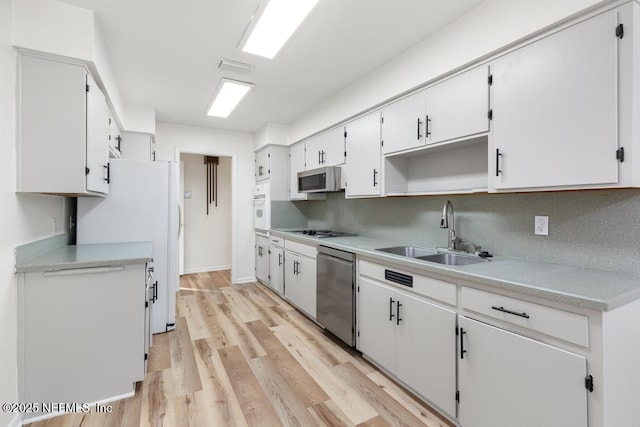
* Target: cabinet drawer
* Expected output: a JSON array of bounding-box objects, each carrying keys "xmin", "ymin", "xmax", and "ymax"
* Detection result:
[
  {"xmin": 359, "ymin": 260, "xmax": 456, "ymax": 306},
  {"xmin": 284, "ymin": 239, "xmax": 316, "ymax": 259},
  {"xmin": 461, "ymin": 287, "xmax": 588, "ymax": 347},
  {"xmin": 270, "ymin": 236, "xmax": 284, "ymax": 247}
]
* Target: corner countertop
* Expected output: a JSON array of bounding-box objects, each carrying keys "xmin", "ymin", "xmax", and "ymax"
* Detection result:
[
  {"xmin": 271, "ymin": 229, "xmax": 640, "ymax": 312},
  {"xmin": 15, "ymin": 242, "xmax": 153, "ymax": 273}
]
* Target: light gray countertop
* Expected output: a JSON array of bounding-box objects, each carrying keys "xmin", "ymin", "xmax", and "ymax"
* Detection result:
[
  {"xmin": 15, "ymin": 242, "xmax": 153, "ymax": 273},
  {"xmin": 272, "ymin": 229, "xmax": 640, "ymax": 312}
]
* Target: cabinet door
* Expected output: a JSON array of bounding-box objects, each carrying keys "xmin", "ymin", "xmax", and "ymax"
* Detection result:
[
  {"xmin": 86, "ymin": 73, "xmax": 110, "ymax": 194},
  {"xmin": 284, "ymin": 252, "xmax": 316, "ymax": 318},
  {"xmin": 425, "ymin": 66, "xmax": 489, "ymax": 145},
  {"xmin": 345, "ymin": 111, "xmax": 382, "ymax": 197},
  {"xmin": 269, "ymin": 245, "xmax": 284, "ymax": 294},
  {"xmin": 381, "ymin": 91, "xmax": 426, "ymax": 155},
  {"xmin": 255, "ymin": 147, "xmax": 270, "ymax": 181},
  {"xmin": 458, "ymin": 316, "xmax": 587, "ymax": 427},
  {"xmin": 289, "ymin": 142, "xmax": 307, "ymax": 200},
  {"xmin": 255, "ymin": 236, "xmax": 269, "ymax": 284},
  {"xmin": 396, "ymin": 293, "xmax": 457, "ymax": 416},
  {"xmin": 305, "ymin": 134, "xmax": 323, "ymax": 170},
  {"xmin": 491, "ymin": 11, "xmax": 619, "ymax": 190},
  {"xmin": 323, "ymin": 126, "xmax": 346, "ymax": 166},
  {"xmin": 357, "ymin": 277, "xmax": 396, "ymax": 371}
]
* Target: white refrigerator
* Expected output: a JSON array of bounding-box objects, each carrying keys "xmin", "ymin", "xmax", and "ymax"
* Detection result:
[{"xmin": 77, "ymin": 159, "xmax": 180, "ymax": 334}]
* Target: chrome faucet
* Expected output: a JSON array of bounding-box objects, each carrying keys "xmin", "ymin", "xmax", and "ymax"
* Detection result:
[{"xmin": 440, "ymin": 200, "xmax": 457, "ymax": 251}]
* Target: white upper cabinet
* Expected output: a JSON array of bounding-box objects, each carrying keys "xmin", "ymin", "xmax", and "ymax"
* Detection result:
[
  {"xmin": 381, "ymin": 91, "xmax": 426, "ymax": 155},
  {"xmin": 85, "ymin": 73, "xmax": 110, "ymax": 194},
  {"xmin": 344, "ymin": 111, "xmax": 382, "ymax": 198},
  {"xmin": 255, "ymin": 146, "xmax": 270, "ymax": 181},
  {"xmin": 17, "ymin": 55, "xmax": 110, "ymax": 196},
  {"xmin": 305, "ymin": 126, "xmax": 346, "ymax": 170},
  {"xmin": 490, "ymin": 11, "xmax": 620, "ymax": 191},
  {"xmin": 382, "ymin": 66, "xmax": 489, "ymax": 156},
  {"xmin": 424, "ymin": 66, "xmax": 489, "ymax": 145}
]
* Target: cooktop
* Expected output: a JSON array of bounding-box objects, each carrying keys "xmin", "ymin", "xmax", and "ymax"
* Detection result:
[{"xmin": 292, "ymin": 229, "xmax": 358, "ymax": 238}]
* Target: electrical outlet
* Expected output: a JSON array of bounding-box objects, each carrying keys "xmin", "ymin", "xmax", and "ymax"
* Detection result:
[{"xmin": 535, "ymin": 216, "xmax": 549, "ymax": 236}]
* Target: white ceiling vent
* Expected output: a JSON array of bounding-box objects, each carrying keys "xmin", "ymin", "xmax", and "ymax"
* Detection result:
[{"xmin": 218, "ymin": 59, "xmax": 255, "ymax": 74}]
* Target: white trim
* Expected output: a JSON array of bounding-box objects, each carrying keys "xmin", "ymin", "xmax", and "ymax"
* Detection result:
[
  {"xmin": 183, "ymin": 265, "xmax": 231, "ymax": 274},
  {"xmin": 235, "ymin": 276, "xmax": 257, "ymax": 284},
  {"xmin": 8, "ymin": 414, "xmax": 21, "ymax": 427},
  {"xmin": 20, "ymin": 391, "xmax": 135, "ymax": 424}
]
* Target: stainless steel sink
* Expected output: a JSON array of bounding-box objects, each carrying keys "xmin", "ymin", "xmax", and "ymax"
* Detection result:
[
  {"xmin": 417, "ymin": 253, "xmax": 487, "ymax": 266},
  {"xmin": 375, "ymin": 246, "xmax": 438, "ymax": 258}
]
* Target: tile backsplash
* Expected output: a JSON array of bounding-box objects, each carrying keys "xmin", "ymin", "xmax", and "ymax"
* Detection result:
[{"xmin": 288, "ymin": 189, "xmax": 640, "ymax": 275}]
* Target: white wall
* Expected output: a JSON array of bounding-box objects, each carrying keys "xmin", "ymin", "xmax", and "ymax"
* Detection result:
[
  {"xmin": 154, "ymin": 122, "xmax": 255, "ymax": 283},
  {"xmin": 181, "ymin": 154, "xmax": 232, "ymax": 273},
  {"xmin": 288, "ymin": 0, "xmax": 614, "ymax": 142},
  {"xmin": 1, "ymin": 0, "xmax": 68, "ymax": 424}
]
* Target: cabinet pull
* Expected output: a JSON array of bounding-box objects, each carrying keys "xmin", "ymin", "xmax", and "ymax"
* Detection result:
[
  {"xmin": 321, "ymin": 150, "xmax": 326, "ymax": 164},
  {"xmin": 153, "ymin": 281, "xmax": 158, "ymax": 302},
  {"xmin": 278, "ymin": 253, "xmax": 282, "ymax": 266},
  {"xmin": 425, "ymin": 115, "xmax": 431, "ymax": 138},
  {"xmin": 491, "ymin": 306, "xmax": 530, "ymax": 319},
  {"xmin": 373, "ymin": 169, "xmax": 378, "ymax": 187},
  {"xmin": 495, "ymin": 149, "xmax": 502, "ymax": 176},
  {"xmin": 389, "ymin": 297, "xmax": 395, "ymax": 321},
  {"xmin": 103, "ymin": 163, "xmax": 110, "ymax": 183},
  {"xmin": 318, "ymin": 151, "xmax": 322, "ymax": 165},
  {"xmin": 460, "ymin": 327, "xmax": 467, "ymax": 359},
  {"xmin": 417, "ymin": 118, "xmax": 422, "ymax": 140},
  {"xmin": 396, "ymin": 301, "xmax": 402, "ymax": 325}
]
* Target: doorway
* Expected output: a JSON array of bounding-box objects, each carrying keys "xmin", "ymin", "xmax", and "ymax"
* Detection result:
[{"xmin": 179, "ymin": 152, "xmax": 233, "ymax": 275}]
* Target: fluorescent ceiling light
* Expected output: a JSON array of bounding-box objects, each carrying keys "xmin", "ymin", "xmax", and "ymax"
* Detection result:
[
  {"xmin": 242, "ymin": 0, "xmax": 319, "ymax": 59},
  {"xmin": 206, "ymin": 79, "xmax": 254, "ymax": 118}
]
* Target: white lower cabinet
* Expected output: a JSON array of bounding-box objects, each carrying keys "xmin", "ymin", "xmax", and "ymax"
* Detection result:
[
  {"xmin": 458, "ymin": 316, "xmax": 587, "ymax": 427},
  {"xmin": 268, "ymin": 237, "xmax": 284, "ymax": 294},
  {"xmin": 358, "ymin": 275, "xmax": 457, "ymax": 416},
  {"xmin": 255, "ymin": 234, "xmax": 270, "ymax": 285},
  {"xmin": 18, "ymin": 262, "xmax": 148, "ymax": 422},
  {"xmin": 284, "ymin": 240, "xmax": 317, "ymax": 318}
]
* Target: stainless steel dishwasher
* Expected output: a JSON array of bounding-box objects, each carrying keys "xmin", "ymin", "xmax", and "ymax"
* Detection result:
[{"xmin": 317, "ymin": 245, "xmax": 356, "ymax": 346}]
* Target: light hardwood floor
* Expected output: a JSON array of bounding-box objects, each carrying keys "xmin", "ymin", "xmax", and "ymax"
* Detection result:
[{"xmin": 27, "ymin": 271, "xmax": 452, "ymax": 427}]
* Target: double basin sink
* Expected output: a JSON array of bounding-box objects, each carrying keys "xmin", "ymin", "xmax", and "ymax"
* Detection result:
[{"xmin": 376, "ymin": 246, "xmax": 487, "ymax": 266}]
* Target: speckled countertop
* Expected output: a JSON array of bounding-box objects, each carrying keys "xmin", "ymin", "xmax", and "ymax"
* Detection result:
[
  {"xmin": 272, "ymin": 230, "xmax": 640, "ymax": 312},
  {"xmin": 15, "ymin": 242, "xmax": 153, "ymax": 273}
]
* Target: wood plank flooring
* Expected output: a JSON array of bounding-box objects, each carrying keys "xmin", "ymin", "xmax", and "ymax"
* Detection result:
[{"xmin": 26, "ymin": 271, "xmax": 452, "ymax": 427}]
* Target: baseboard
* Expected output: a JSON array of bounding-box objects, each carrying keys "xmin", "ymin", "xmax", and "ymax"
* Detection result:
[
  {"xmin": 183, "ymin": 265, "xmax": 231, "ymax": 274},
  {"xmin": 8, "ymin": 413, "xmax": 21, "ymax": 427},
  {"xmin": 234, "ymin": 276, "xmax": 256, "ymax": 284},
  {"xmin": 20, "ymin": 391, "xmax": 135, "ymax": 424}
]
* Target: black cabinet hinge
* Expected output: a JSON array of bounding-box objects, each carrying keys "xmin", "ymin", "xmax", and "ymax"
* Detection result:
[
  {"xmin": 456, "ymin": 390, "xmax": 460, "ymax": 403},
  {"xmin": 488, "ymin": 74, "xmax": 493, "ymax": 85},
  {"xmin": 144, "ymin": 353, "xmax": 148, "ymax": 361},
  {"xmin": 585, "ymin": 374, "xmax": 594, "ymax": 392},
  {"xmin": 616, "ymin": 24, "xmax": 624, "ymax": 39},
  {"xmin": 344, "ymin": 130, "xmax": 347, "ymax": 138},
  {"xmin": 108, "ymin": 117, "xmax": 112, "ymax": 125},
  {"xmin": 85, "ymin": 167, "xmax": 90, "ymax": 175},
  {"xmin": 381, "ymin": 116, "xmax": 384, "ymax": 124},
  {"xmin": 145, "ymin": 301, "xmax": 148, "ymax": 308},
  {"xmin": 488, "ymin": 109, "xmax": 493, "ymax": 120},
  {"xmin": 344, "ymin": 151, "xmax": 347, "ymax": 157},
  {"xmin": 616, "ymin": 147, "xmax": 625, "ymax": 163}
]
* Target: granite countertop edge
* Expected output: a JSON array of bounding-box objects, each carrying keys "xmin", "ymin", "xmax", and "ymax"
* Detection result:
[
  {"xmin": 271, "ymin": 229, "xmax": 640, "ymax": 312},
  {"xmin": 15, "ymin": 242, "xmax": 154, "ymax": 273}
]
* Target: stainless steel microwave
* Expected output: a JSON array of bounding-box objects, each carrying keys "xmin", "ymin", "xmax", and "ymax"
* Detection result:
[{"xmin": 297, "ymin": 166, "xmax": 341, "ymax": 193}]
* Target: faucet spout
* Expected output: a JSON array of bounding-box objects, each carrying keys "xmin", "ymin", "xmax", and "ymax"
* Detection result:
[{"xmin": 440, "ymin": 200, "xmax": 456, "ymax": 251}]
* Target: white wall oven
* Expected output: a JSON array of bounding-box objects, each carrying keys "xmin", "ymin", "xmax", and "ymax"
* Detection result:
[{"xmin": 254, "ymin": 182, "xmax": 271, "ymax": 232}]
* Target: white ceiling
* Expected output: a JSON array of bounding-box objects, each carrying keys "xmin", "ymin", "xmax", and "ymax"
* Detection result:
[{"xmin": 56, "ymin": 0, "xmax": 484, "ymax": 133}]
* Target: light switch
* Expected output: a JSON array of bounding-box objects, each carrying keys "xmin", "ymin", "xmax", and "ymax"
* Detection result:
[{"xmin": 535, "ymin": 216, "xmax": 549, "ymax": 236}]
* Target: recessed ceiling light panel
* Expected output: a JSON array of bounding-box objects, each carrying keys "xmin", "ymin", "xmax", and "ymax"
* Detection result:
[
  {"xmin": 242, "ymin": 0, "xmax": 319, "ymax": 59},
  {"xmin": 206, "ymin": 78, "xmax": 254, "ymax": 118}
]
